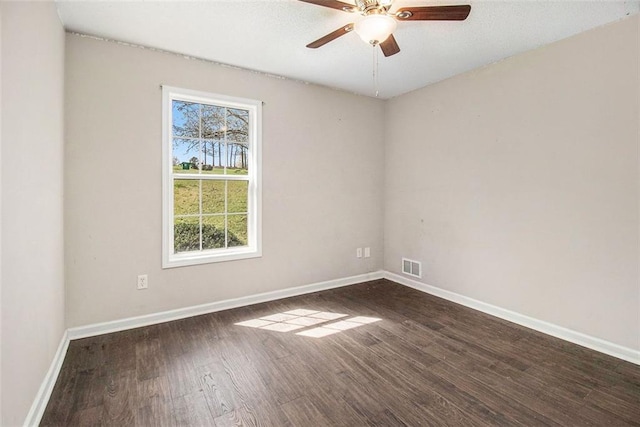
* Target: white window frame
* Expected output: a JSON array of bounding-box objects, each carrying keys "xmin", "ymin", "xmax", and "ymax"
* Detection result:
[{"xmin": 162, "ymin": 86, "xmax": 262, "ymax": 268}]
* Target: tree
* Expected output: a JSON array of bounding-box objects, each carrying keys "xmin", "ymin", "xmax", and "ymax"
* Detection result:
[
  {"xmin": 226, "ymin": 108, "xmax": 249, "ymax": 169},
  {"xmin": 173, "ymin": 101, "xmax": 249, "ymax": 170}
]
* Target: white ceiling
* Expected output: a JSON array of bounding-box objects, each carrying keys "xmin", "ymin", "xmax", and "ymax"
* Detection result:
[{"xmin": 56, "ymin": 0, "xmax": 639, "ymax": 99}]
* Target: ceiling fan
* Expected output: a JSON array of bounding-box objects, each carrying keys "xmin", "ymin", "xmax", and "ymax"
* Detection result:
[{"xmin": 299, "ymin": 0, "xmax": 471, "ymax": 57}]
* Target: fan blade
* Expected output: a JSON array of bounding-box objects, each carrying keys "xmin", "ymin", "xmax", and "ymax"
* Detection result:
[
  {"xmin": 298, "ymin": 0, "xmax": 356, "ymax": 12},
  {"xmin": 306, "ymin": 24, "xmax": 354, "ymax": 49},
  {"xmin": 380, "ymin": 34, "xmax": 400, "ymax": 57},
  {"xmin": 395, "ymin": 5, "xmax": 471, "ymax": 21}
]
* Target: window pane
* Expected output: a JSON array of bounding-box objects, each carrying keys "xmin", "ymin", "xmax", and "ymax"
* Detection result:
[
  {"xmin": 200, "ymin": 139, "xmax": 216, "ymax": 173},
  {"xmin": 227, "ymin": 108, "xmax": 249, "ymax": 142},
  {"xmin": 172, "ymin": 101, "xmax": 199, "ymax": 138},
  {"xmin": 219, "ymin": 141, "xmax": 231, "ymax": 172},
  {"xmin": 202, "ymin": 215, "xmax": 225, "ymax": 250},
  {"xmin": 174, "ymin": 179, "xmax": 200, "ymax": 215},
  {"xmin": 227, "ymin": 180, "xmax": 248, "ymax": 213},
  {"xmin": 202, "ymin": 105, "xmax": 226, "ymax": 139},
  {"xmin": 173, "ymin": 138, "xmax": 200, "ymax": 174},
  {"xmin": 201, "ymin": 140, "xmax": 225, "ymax": 174},
  {"xmin": 225, "ymin": 142, "xmax": 249, "ymax": 175},
  {"xmin": 202, "ymin": 180, "xmax": 225, "ymax": 214},
  {"xmin": 174, "ymin": 217, "xmax": 201, "ymax": 253},
  {"xmin": 226, "ymin": 108, "xmax": 249, "ymax": 175},
  {"xmin": 228, "ymin": 214, "xmax": 248, "ymax": 247}
]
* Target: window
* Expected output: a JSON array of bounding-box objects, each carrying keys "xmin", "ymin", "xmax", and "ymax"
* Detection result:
[{"xmin": 162, "ymin": 86, "xmax": 261, "ymax": 268}]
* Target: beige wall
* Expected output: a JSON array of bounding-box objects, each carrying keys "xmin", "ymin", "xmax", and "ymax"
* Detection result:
[
  {"xmin": 65, "ymin": 35, "xmax": 385, "ymax": 327},
  {"xmin": 1, "ymin": 2, "xmax": 66, "ymax": 425},
  {"xmin": 1, "ymin": 5, "xmax": 3, "ymax": 423},
  {"xmin": 385, "ymin": 15, "xmax": 639, "ymax": 350}
]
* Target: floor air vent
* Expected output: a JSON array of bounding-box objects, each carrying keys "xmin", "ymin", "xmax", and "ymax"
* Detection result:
[{"xmin": 402, "ymin": 258, "xmax": 422, "ymax": 278}]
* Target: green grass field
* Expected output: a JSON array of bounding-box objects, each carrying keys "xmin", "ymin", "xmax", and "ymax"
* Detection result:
[{"xmin": 173, "ymin": 179, "xmax": 248, "ymax": 246}]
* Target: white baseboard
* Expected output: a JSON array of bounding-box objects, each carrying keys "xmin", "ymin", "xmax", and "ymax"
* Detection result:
[
  {"xmin": 23, "ymin": 330, "xmax": 70, "ymax": 427},
  {"xmin": 384, "ymin": 271, "xmax": 640, "ymax": 365},
  {"xmin": 28, "ymin": 269, "xmax": 638, "ymax": 426},
  {"xmin": 67, "ymin": 271, "xmax": 384, "ymax": 340},
  {"xmin": 67, "ymin": 269, "xmax": 639, "ymax": 365}
]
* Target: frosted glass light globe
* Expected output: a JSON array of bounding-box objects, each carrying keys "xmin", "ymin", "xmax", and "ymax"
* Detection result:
[{"xmin": 354, "ymin": 14, "xmax": 397, "ymax": 45}]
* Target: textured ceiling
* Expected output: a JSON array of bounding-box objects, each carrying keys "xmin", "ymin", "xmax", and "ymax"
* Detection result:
[{"xmin": 56, "ymin": 0, "xmax": 639, "ymax": 99}]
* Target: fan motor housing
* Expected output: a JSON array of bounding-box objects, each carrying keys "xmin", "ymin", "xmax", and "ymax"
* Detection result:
[{"xmin": 355, "ymin": 0, "xmax": 387, "ymax": 14}]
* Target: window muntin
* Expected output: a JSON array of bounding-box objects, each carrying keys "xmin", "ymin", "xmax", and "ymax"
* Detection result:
[{"xmin": 162, "ymin": 87, "xmax": 261, "ymax": 268}]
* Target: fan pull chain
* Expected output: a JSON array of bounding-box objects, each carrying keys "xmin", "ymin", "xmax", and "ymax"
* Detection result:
[{"xmin": 373, "ymin": 45, "xmax": 380, "ymax": 98}]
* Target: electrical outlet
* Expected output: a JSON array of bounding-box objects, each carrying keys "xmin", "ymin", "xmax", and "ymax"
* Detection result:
[
  {"xmin": 137, "ymin": 274, "xmax": 148, "ymax": 290},
  {"xmin": 356, "ymin": 248, "xmax": 363, "ymax": 258},
  {"xmin": 364, "ymin": 247, "xmax": 371, "ymax": 258}
]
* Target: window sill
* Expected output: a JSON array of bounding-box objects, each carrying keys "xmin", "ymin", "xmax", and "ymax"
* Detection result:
[{"xmin": 163, "ymin": 246, "xmax": 261, "ymax": 269}]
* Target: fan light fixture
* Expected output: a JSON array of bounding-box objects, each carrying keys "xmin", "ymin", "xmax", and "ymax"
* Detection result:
[
  {"xmin": 302, "ymin": 0, "xmax": 471, "ymax": 58},
  {"xmin": 354, "ymin": 14, "xmax": 397, "ymax": 45}
]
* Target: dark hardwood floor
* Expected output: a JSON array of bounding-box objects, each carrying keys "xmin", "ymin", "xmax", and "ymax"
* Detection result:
[{"xmin": 41, "ymin": 279, "xmax": 640, "ymax": 426}]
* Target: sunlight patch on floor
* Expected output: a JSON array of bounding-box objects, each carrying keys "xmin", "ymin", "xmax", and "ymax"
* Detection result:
[{"xmin": 235, "ymin": 309, "xmax": 381, "ymax": 338}]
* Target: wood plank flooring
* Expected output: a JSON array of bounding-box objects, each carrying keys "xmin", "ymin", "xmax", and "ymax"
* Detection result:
[{"xmin": 41, "ymin": 279, "xmax": 640, "ymax": 426}]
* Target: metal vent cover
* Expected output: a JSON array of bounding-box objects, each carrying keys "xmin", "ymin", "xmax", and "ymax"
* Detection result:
[{"xmin": 402, "ymin": 258, "xmax": 422, "ymax": 278}]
